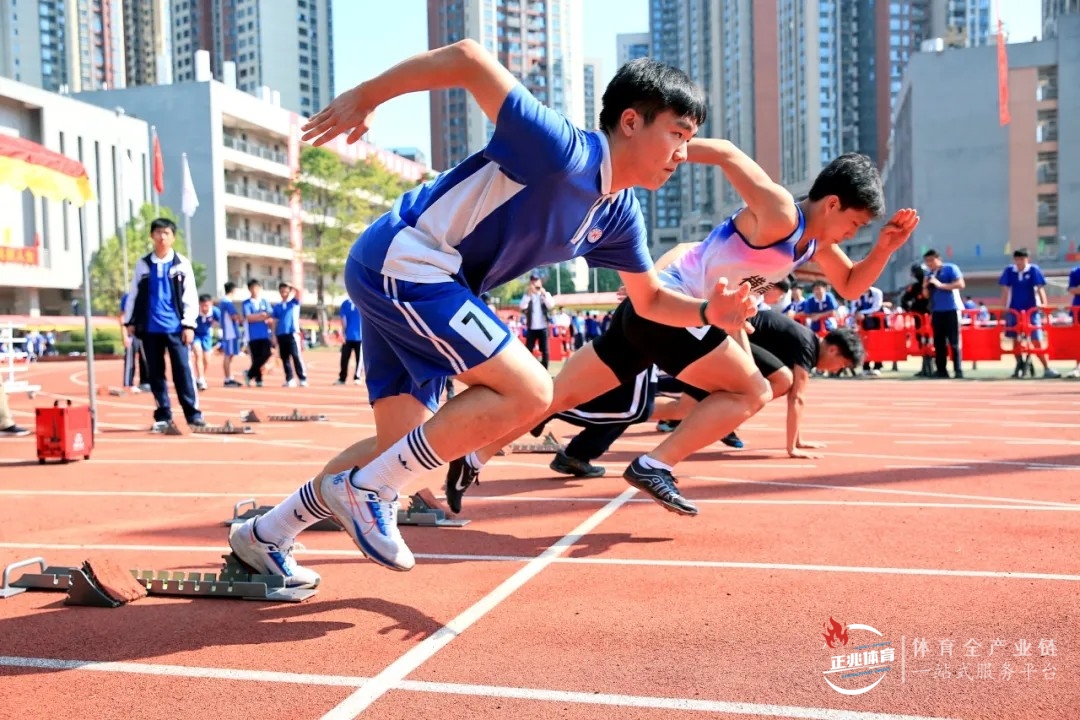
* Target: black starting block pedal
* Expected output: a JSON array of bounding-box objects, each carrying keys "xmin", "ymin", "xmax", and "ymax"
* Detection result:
[
  {"xmin": 224, "ymin": 498, "xmax": 341, "ymax": 531},
  {"xmin": 240, "ymin": 410, "xmax": 261, "ymax": 423},
  {"xmin": 268, "ymin": 409, "xmax": 328, "ymax": 422},
  {"xmin": 398, "ymin": 488, "xmax": 469, "ymax": 527},
  {"xmin": 191, "ymin": 420, "xmax": 253, "ymax": 435},
  {"xmin": 1, "ymin": 555, "xmax": 318, "ymax": 605},
  {"xmin": 507, "ymin": 431, "xmax": 564, "ymax": 454}
]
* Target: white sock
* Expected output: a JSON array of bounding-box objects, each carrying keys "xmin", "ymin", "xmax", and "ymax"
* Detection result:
[
  {"xmin": 638, "ymin": 454, "xmax": 673, "ymax": 472},
  {"xmin": 350, "ymin": 426, "xmax": 445, "ymax": 497},
  {"xmin": 465, "ymin": 452, "xmax": 485, "ymax": 471},
  {"xmin": 252, "ymin": 478, "xmax": 334, "ymax": 546}
]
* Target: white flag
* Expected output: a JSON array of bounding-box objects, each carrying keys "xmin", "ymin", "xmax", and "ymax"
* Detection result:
[{"xmin": 181, "ymin": 153, "xmax": 199, "ymax": 217}]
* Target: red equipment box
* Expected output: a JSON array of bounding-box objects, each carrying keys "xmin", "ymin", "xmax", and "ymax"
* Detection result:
[{"xmin": 36, "ymin": 399, "xmax": 93, "ymax": 464}]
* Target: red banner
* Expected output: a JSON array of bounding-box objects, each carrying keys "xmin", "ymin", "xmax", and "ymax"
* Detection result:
[
  {"xmin": 152, "ymin": 133, "xmax": 165, "ymax": 194},
  {"xmin": 997, "ymin": 19, "xmax": 1011, "ymax": 126},
  {"xmin": 0, "ymin": 245, "xmax": 39, "ymax": 265}
]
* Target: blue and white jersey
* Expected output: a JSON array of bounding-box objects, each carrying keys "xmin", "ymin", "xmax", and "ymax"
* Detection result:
[
  {"xmin": 218, "ymin": 298, "xmax": 240, "ymax": 341},
  {"xmin": 351, "ymin": 84, "xmax": 652, "ymax": 295},
  {"xmin": 660, "ymin": 206, "xmax": 815, "ymax": 299}
]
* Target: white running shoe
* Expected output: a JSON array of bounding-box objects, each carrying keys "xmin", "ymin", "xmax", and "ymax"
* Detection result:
[
  {"xmin": 228, "ymin": 518, "xmax": 321, "ymax": 588},
  {"xmin": 319, "ymin": 469, "xmax": 414, "ymax": 571}
]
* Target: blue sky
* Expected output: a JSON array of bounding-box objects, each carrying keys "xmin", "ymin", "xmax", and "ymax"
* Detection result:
[{"xmin": 333, "ymin": 0, "xmax": 1042, "ymax": 164}]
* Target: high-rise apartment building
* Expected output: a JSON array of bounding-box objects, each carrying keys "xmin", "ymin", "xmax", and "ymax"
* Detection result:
[
  {"xmin": 616, "ymin": 32, "xmax": 650, "ymax": 66},
  {"xmin": 170, "ymin": 0, "xmax": 334, "ymax": 116},
  {"xmin": 583, "ymin": 57, "xmax": 601, "ymax": 130},
  {"xmin": 1043, "ymin": 0, "xmax": 1080, "ymax": 38},
  {"xmin": 1, "ymin": 0, "xmax": 124, "ymax": 91},
  {"xmin": 646, "ymin": 0, "xmax": 994, "ymax": 253},
  {"xmin": 123, "ymin": 0, "xmax": 171, "ymax": 86},
  {"xmin": 427, "ymin": 0, "xmax": 584, "ymax": 172}
]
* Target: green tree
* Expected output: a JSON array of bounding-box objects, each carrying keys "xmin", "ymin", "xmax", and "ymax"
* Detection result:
[
  {"xmin": 593, "ymin": 268, "xmax": 622, "ymax": 292},
  {"xmin": 540, "ymin": 263, "xmax": 576, "ymax": 296},
  {"xmin": 293, "ymin": 148, "xmax": 410, "ymax": 343},
  {"xmin": 88, "ymin": 204, "xmax": 205, "ymax": 316}
]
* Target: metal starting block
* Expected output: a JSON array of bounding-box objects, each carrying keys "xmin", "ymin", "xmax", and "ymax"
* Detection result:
[
  {"xmin": 1, "ymin": 555, "xmax": 317, "ymax": 605},
  {"xmin": 191, "ymin": 420, "xmax": 253, "ymax": 435},
  {"xmin": 241, "ymin": 409, "xmax": 327, "ymax": 423},
  {"xmin": 225, "ymin": 498, "xmax": 342, "ymax": 531},
  {"xmin": 506, "ymin": 431, "xmax": 564, "ymax": 454},
  {"xmin": 398, "ymin": 488, "xmax": 469, "ymax": 527}
]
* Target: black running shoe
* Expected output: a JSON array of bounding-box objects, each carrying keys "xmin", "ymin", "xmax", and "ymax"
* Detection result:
[
  {"xmin": 550, "ymin": 451, "xmax": 605, "ymax": 478},
  {"xmin": 622, "ymin": 458, "xmax": 698, "ymax": 516},
  {"xmin": 444, "ymin": 457, "xmax": 479, "ymax": 514},
  {"xmin": 721, "ymin": 431, "xmax": 744, "ymax": 449}
]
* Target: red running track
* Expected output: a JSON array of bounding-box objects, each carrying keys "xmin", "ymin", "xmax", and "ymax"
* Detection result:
[{"xmin": 1, "ymin": 357, "xmax": 1078, "ymax": 719}]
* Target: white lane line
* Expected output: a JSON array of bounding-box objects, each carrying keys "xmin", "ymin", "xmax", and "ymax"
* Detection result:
[
  {"xmin": 319, "ymin": 486, "xmax": 639, "ymax": 718},
  {"xmin": 2, "ymin": 542, "xmax": 1078, "ymax": 582},
  {"xmin": 0, "ymin": 656, "xmax": 958, "ymax": 720},
  {"xmin": 2, "ymin": 491, "xmax": 1078, "ymax": 512},
  {"xmin": 686, "ymin": 475, "xmax": 1078, "ymax": 508}
]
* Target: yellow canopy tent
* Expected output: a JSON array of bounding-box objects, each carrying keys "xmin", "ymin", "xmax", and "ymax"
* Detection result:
[{"xmin": 0, "ymin": 134, "xmax": 99, "ymax": 430}]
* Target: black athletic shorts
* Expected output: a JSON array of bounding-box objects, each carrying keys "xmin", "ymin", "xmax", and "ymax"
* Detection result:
[
  {"xmin": 749, "ymin": 343, "xmax": 786, "ymax": 379},
  {"xmin": 593, "ymin": 299, "xmax": 729, "ymax": 402}
]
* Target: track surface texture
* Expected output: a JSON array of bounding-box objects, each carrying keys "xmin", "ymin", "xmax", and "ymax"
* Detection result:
[{"xmin": 1, "ymin": 357, "xmax": 1078, "ymax": 720}]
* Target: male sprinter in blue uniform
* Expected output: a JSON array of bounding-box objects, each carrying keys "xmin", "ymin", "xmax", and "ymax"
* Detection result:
[{"xmin": 227, "ymin": 41, "xmax": 758, "ymax": 586}]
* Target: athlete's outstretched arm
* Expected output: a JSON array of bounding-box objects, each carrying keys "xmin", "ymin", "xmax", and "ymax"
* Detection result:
[
  {"xmin": 619, "ymin": 268, "xmax": 757, "ymax": 334},
  {"xmin": 686, "ymin": 139, "xmax": 797, "ymax": 236},
  {"xmin": 785, "ymin": 366, "xmax": 822, "ymax": 459},
  {"xmin": 303, "ymin": 39, "xmax": 516, "ymax": 146}
]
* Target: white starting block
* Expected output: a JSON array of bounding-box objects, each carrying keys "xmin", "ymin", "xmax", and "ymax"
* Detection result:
[{"xmin": 1, "ymin": 322, "xmax": 40, "ymax": 398}]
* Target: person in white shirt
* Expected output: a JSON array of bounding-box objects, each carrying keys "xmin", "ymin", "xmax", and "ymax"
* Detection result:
[
  {"xmin": 519, "ymin": 272, "xmax": 555, "ymax": 367},
  {"xmin": 853, "ymin": 285, "xmax": 884, "ymax": 375}
]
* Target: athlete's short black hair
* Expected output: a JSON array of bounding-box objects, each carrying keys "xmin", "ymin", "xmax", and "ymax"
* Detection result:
[
  {"xmin": 224, "ymin": 281, "xmax": 236, "ymax": 294},
  {"xmin": 150, "ymin": 217, "xmax": 177, "ymax": 234},
  {"xmin": 599, "ymin": 57, "xmax": 707, "ymax": 134},
  {"xmin": 822, "ymin": 328, "xmax": 864, "ymax": 367},
  {"xmin": 198, "ymin": 294, "xmax": 212, "ymax": 303},
  {"xmin": 808, "ymin": 153, "xmax": 885, "ymax": 218}
]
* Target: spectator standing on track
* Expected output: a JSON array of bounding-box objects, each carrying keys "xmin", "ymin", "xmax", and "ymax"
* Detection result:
[
  {"xmin": 191, "ymin": 294, "xmax": 219, "ymax": 392},
  {"xmin": 520, "ymin": 272, "xmax": 554, "ymax": 368},
  {"xmin": 218, "ymin": 282, "xmax": 243, "ymax": 387},
  {"xmin": 122, "ymin": 218, "xmax": 206, "ymax": 431},
  {"xmin": 272, "ymin": 282, "xmax": 308, "ymax": 387},
  {"xmin": 0, "ymin": 383, "xmax": 30, "ymax": 436},
  {"xmin": 242, "ymin": 279, "xmax": 273, "ymax": 387},
  {"xmin": 999, "ymin": 248, "xmax": 1059, "ymax": 378},
  {"xmin": 900, "ymin": 263, "xmax": 932, "ymax": 376},
  {"xmin": 337, "ymin": 296, "xmax": 363, "ymax": 385},
  {"xmin": 922, "ymin": 249, "xmax": 965, "ymax": 379},
  {"xmin": 119, "ymin": 290, "xmax": 150, "ymax": 393},
  {"xmin": 1068, "ymin": 263, "xmax": 1080, "ymax": 377},
  {"xmin": 854, "ymin": 285, "xmax": 884, "ymax": 375}
]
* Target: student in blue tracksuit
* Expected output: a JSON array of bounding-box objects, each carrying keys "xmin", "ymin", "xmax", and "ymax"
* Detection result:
[
  {"xmin": 923, "ymin": 248, "xmax": 965, "ymax": 378},
  {"xmin": 338, "ymin": 297, "xmax": 363, "ymax": 385},
  {"xmin": 122, "ymin": 218, "xmax": 205, "ymax": 430},
  {"xmin": 272, "ymin": 282, "xmax": 307, "ymax": 387},
  {"xmin": 191, "ymin": 294, "xmax": 220, "ymax": 391},
  {"xmin": 242, "ymin": 279, "xmax": 273, "ymax": 387}
]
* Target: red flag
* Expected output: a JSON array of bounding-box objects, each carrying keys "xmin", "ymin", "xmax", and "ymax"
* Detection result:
[
  {"xmin": 152, "ymin": 133, "xmax": 165, "ymax": 194},
  {"xmin": 996, "ymin": 19, "xmax": 1011, "ymax": 126}
]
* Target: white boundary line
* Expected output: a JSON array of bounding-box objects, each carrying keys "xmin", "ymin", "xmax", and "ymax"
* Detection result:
[
  {"xmin": 1, "ymin": 489, "xmax": 1078, "ymax": 512},
  {"xmin": 320, "ymin": 486, "xmax": 639, "ymax": 718},
  {"xmin": 2, "ymin": 541, "xmax": 1078, "ymax": 582},
  {"xmin": 0, "ymin": 656, "xmax": 957, "ymax": 720}
]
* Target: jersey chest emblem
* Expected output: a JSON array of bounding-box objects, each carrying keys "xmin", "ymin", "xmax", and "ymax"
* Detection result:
[{"xmin": 587, "ymin": 228, "xmax": 603, "ymax": 243}]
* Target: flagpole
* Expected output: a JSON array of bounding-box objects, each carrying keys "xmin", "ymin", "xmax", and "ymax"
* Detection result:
[
  {"xmin": 151, "ymin": 125, "xmax": 160, "ymax": 213},
  {"xmin": 182, "ymin": 152, "xmax": 193, "ymax": 274},
  {"xmin": 116, "ymin": 107, "xmax": 129, "ymax": 290}
]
